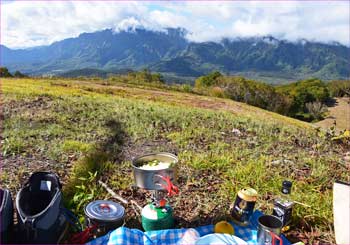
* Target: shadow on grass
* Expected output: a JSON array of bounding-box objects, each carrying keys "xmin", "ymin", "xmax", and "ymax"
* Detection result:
[{"xmin": 63, "ymin": 119, "xmax": 127, "ymax": 201}]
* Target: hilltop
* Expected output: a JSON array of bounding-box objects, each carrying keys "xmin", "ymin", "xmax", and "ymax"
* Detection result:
[
  {"xmin": 1, "ymin": 27, "xmax": 349, "ymax": 82},
  {"xmin": 1, "ymin": 77, "xmax": 349, "ymax": 244}
]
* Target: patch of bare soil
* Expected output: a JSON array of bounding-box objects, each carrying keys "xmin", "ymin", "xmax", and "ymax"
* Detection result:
[
  {"xmin": 315, "ymin": 97, "xmax": 350, "ymax": 131},
  {"xmin": 1, "ymin": 95, "xmax": 60, "ymax": 193},
  {"xmin": 3, "ymin": 95, "xmax": 53, "ymax": 114},
  {"xmin": 120, "ymin": 138, "xmax": 179, "ymax": 162},
  {"xmin": 0, "ymin": 154, "xmax": 69, "ymax": 194}
]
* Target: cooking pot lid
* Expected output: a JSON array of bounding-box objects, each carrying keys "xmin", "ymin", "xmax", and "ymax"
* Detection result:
[{"xmin": 85, "ymin": 200, "xmax": 125, "ymax": 221}]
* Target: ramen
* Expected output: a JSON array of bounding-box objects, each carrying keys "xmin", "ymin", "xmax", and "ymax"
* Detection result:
[{"xmin": 139, "ymin": 160, "xmax": 172, "ymax": 170}]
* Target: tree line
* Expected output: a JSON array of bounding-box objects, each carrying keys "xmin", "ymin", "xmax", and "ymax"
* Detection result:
[
  {"xmin": 0, "ymin": 67, "xmax": 27, "ymax": 78},
  {"xmin": 195, "ymin": 71, "xmax": 350, "ymax": 122}
]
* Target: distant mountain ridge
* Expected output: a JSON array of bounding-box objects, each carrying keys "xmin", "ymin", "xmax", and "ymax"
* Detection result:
[{"xmin": 1, "ymin": 27, "xmax": 349, "ymax": 82}]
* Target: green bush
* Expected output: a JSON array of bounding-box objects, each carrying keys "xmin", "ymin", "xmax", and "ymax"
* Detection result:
[
  {"xmin": 328, "ymin": 80, "xmax": 350, "ymax": 97},
  {"xmin": 195, "ymin": 74, "xmax": 290, "ymax": 114},
  {"xmin": 277, "ymin": 78, "xmax": 330, "ymax": 116},
  {"xmin": 195, "ymin": 71, "xmax": 222, "ymax": 88},
  {"xmin": 194, "ymin": 73, "xmax": 332, "ymax": 122},
  {"xmin": 0, "ymin": 67, "xmax": 13, "ymax": 77},
  {"xmin": 13, "ymin": 71, "xmax": 28, "ymax": 78},
  {"xmin": 180, "ymin": 84, "xmax": 193, "ymax": 93},
  {"xmin": 108, "ymin": 69, "xmax": 165, "ymax": 86}
]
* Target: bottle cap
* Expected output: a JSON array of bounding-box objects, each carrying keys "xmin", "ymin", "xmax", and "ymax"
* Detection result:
[
  {"xmin": 282, "ymin": 180, "xmax": 292, "ymax": 194},
  {"xmin": 238, "ymin": 187, "xmax": 258, "ymax": 202}
]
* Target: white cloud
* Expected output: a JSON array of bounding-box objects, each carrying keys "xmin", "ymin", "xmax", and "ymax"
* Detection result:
[
  {"xmin": 1, "ymin": 1, "xmax": 349, "ymax": 48},
  {"xmin": 178, "ymin": 1, "xmax": 349, "ymax": 45},
  {"xmin": 1, "ymin": 1, "xmax": 148, "ymax": 48}
]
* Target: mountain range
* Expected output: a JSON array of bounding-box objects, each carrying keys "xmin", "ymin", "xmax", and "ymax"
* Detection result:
[{"xmin": 1, "ymin": 27, "xmax": 349, "ymax": 82}]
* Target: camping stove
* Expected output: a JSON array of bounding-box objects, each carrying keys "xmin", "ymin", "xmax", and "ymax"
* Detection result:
[{"xmin": 132, "ymin": 153, "xmax": 179, "ymax": 231}]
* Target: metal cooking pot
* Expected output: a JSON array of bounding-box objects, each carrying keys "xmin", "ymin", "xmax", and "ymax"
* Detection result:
[
  {"xmin": 132, "ymin": 152, "xmax": 178, "ymax": 190},
  {"xmin": 84, "ymin": 200, "xmax": 125, "ymax": 237}
]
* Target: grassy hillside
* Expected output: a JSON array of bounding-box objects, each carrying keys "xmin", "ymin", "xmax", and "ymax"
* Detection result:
[{"xmin": 1, "ymin": 78, "xmax": 349, "ymax": 244}]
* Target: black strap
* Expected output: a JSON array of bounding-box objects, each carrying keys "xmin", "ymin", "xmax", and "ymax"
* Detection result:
[{"xmin": 24, "ymin": 217, "xmax": 37, "ymax": 240}]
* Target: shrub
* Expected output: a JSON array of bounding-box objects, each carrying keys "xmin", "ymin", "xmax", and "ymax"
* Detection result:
[
  {"xmin": 180, "ymin": 84, "xmax": 193, "ymax": 93},
  {"xmin": 195, "ymin": 71, "xmax": 222, "ymax": 88},
  {"xmin": 109, "ymin": 70, "xmax": 165, "ymax": 86},
  {"xmin": 193, "ymin": 74, "xmax": 332, "ymax": 121},
  {"xmin": 0, "ymin": 67, "xmax": 13, "ymax": 77},
  {"xmin": 328, "ymin": 80, "xmax": 350, "ymax": 97},
  {"xmin": 210, "ymin": 86, "xmax": 226, "ymax": 98},
  {"xmin": 151, "ymin": 72, "xmax": 165, "ymax": 83},
  {"xmin": 277, "ymin": 78, "xmax": 330, "ymax": 116},
  {"xmin": 305, "ymin": 101, "xmax": 327, "ymax": 120},
  {"xmin": 13, "ymin": 71, "xmax": 28, "ymax": 78}
]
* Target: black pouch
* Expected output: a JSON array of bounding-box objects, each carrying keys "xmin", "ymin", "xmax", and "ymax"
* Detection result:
[
  {"xmin": 0, "ymin": 188, "xmax": 14, "ymax": 244},
  {"xmin": 16, "ymin": 171, "xmax": 68, "ymax": 244}
]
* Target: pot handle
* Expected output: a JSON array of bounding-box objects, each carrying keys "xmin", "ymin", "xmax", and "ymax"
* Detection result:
[
  {"xmin": 269, "ymin": 231, "xmax": 283, "ymax": 245},
  {"xmin": 155, "ymin": 175, "xmax": 179, "ymax": 196},
  {"xmin": 99, "ymin": 203, "xmax": 111, "ymax": 213}
]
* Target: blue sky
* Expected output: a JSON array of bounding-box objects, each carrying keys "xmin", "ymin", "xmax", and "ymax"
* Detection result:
[{"xmin": 1, "ymin": 1, "xmax": 349, "ymax": 48}]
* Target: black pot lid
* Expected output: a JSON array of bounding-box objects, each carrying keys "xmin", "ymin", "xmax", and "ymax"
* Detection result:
[{"xmin": 85, "ymin": 200, "xmax": 125, "ymax": 221}]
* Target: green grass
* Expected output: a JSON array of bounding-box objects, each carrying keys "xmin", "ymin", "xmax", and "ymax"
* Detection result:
[{"xmin": 1, "ymin": 78, "xmax": 349, "ymax": 244}]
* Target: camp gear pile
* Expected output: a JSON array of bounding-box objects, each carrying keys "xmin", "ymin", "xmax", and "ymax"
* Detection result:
[
  {"xmin": 0, "ymin": 153, "xmax": 308, "ymax": 245},
  {"xmin": 132, "ymin": 153, "xmax": 179, "ymax": 231},
  {"xmin": 87, "ymin": 211, "xmax": 291, "ymax": 245}
]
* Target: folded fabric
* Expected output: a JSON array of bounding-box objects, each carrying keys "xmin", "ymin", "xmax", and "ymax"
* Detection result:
[{"xmin": 175, "ymin": 229, "xmax": 200, "ymax": 245}]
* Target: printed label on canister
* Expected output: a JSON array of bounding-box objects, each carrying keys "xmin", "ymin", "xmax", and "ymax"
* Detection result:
[
  {"xmin": 231, "ymin": 188, "xmax": 257, "ymax": 224},
  {"xmin": 141, "ymin": 205, "xmax": 158, "ymax": 220}
]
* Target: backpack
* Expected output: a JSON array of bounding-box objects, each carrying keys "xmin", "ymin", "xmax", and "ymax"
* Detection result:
[
  {"xmin": 16, "ymin": 171, "xmax": 68, "ymax": 243},
  {"xmin": 0, "ymin": 188, "xmax": 14, "ymax": 244}
]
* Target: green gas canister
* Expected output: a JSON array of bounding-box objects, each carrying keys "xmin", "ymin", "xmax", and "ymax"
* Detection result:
[{"xmin": 141, "ymin": 203, "xmax": 174, "ymax": 231}]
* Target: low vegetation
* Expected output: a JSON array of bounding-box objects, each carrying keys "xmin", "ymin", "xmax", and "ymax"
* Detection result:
[
  {"xmin": 1, "ymin": 77, "xmax": 349, "ymax": 244},
  {"xmin": 0, "ymin": 67, "xmax": 27, "ymax": 78},
  {"xmin": 111, "ymin": 69, "xmax": 165, "ymax": 84},
  {"xmin": 0, "ymin": 67, "xmax": 13, "ymax": 77},
  {"xmin": 195, "ymin": 72, "xmax": 289, "ymax": 114},
  {"xmin": 3, "ymin": 66, "xmax": 349, "ymax": 123},
  {"xmin": 328, "ymin": 80, "xmax": 350, "ymax": 97},
  {"xmin": 195, "ymin": 71, "xmax": 349, "ymax": 122},
  {"xmin": 276, "ymin": 78, "xmax": 330, "ymax": 121}
]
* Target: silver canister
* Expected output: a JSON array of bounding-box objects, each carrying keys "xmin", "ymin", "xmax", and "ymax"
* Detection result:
[
  {"xmin": 132, "ymin": 152, "xmax": 178, "ymax": 190},
  {"xmin": 257, "ymin": 215, "xmax": 283, "ymax": 245}
]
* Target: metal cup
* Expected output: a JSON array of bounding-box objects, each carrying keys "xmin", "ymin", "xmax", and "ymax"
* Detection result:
[{"xmin": 257, "ymin": 215, "xmax": 283, "ymax": 245}]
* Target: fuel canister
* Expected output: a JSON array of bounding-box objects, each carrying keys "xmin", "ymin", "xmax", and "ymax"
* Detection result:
[{"xmin": 231, "ymin": 188, "xmax": 258, "ymax": 226}]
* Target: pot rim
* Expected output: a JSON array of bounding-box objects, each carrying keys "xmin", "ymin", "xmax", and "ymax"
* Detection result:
[
  {"xmin": 132, "ymin": 152, "xmax": 178, "ymax": 171},
  {"xmin": 258, "ymin": 215, "xmax": 283, "ymax": 230},
  {"xmin": 84, "ymin": 200, "xmax": 125, "ymax": 222}
]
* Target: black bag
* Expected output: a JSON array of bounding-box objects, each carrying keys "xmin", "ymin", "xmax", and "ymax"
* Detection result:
[
  {"xmin": 16, "ymin": 172, "xmax": 68, "ymax": 244},
  {"xmin": 0, "ymin": 188, "xmax": 14, "ymax": 244}
]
